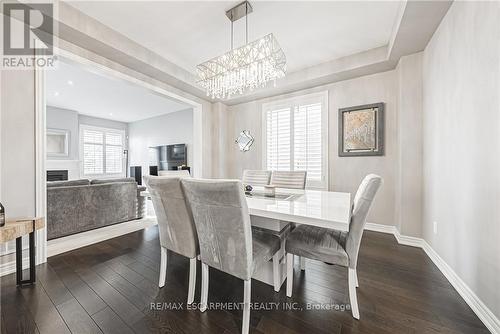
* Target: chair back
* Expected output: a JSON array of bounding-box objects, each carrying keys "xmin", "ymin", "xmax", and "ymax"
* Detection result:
[
  {"xmin": 158, "ymin": 170, "xmax": 190, "ymax": 177},
  {"xmin": 345, "ymin": 174, "xmax": 382, "ymax": 268},
  {"xmin": 242, "ymin": 170, "xmax": 271, "ymax": 186},
  {"xmin": 270, "ymin": 171, "xmax": 307, "ymax": 189},
  {"xmin": 181, "ymin": 179, "xmax": 253, "ymax": 280},
  {"xmin": 144, "ymin": 176, "xmax": 198, "ymax": 258}
]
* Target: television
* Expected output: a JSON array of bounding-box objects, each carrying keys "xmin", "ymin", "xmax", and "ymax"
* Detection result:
[{"xmin": 149, "ymin": 144, "xmax": 187, "ymax": 172}]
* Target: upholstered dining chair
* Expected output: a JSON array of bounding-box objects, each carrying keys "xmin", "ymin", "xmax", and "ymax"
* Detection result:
[
  {"xmin": 181, "ymin": 179, "xmax": 281, "ymax": 334},
  {"xmin": 285, "ymin": 174, "xmax": 383, "ymax": 319},
  {"xmin": 270, "ymin": 171, "xmax": 307, "ymax": 189},
  {"xmin": 143, "ymin": 176, "xmax": 198, "ymax": 304},
  {"xmin": 242, "ymin": 169, "xmax": 271, "ymax": 186}
]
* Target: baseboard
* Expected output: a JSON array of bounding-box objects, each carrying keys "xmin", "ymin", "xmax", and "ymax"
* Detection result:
[
  {"xmin": 366, "ymin": 222, "xmax": 499, "ymax": 334},
  {"xmin": 0, "ymin": 258, "xmax": 30, "ymax": 277},
  {"xmin": 365, "ymin": 222, "xmax": 396, "ymax": 234},
  {"xmin": 47, "ymin": 217, "xmax": 158, "ymax": 257}
]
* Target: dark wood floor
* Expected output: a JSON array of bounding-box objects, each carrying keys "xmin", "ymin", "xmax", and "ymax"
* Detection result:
[{"xmin": 1, "ymin": 226, "xmax": 489, "ymax": 334}]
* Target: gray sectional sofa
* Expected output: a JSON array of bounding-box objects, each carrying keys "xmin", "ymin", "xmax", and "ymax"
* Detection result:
[{"xmin": 47, "ymin": 177, "xmax": 146, "ymax": 240}]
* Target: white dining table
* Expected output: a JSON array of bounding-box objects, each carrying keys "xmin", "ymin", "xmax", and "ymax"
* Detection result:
[
  {"xmin": 246, "ymin": 187, "xmax": 351, "ymax": 232},
  {"xmin": 140, "ymin": 185, "xmax": 352, "ymax": 287}
]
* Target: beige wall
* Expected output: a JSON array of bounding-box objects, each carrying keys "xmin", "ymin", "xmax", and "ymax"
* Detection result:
[
  {"xmin": 226, "ymin": 70, "xmax": 399, "ymax": 227},
  {"xmin": 422, "ymin": 1, "xmax": 500, "ymax": 319}
]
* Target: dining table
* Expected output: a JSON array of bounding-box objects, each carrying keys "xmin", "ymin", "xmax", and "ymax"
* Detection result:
[{"xmin": 140, "ymin": 185, "xmax": 352, "ymax": 287}]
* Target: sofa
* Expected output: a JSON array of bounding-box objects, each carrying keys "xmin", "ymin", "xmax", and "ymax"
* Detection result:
[{"xmin": 47, "ymin": 177, "xmax": 146, "ymax": 240}]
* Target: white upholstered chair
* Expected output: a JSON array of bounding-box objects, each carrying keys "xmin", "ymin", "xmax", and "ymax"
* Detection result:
[
  {"xmin": 181, "ymin": 179, "xmax": 281, "ymax": 334},
  {"xmin": 285, "ymin": 174, "xmax": 383, "ymax": 319},
  {"xmin": 143, "ymin": 176, "xmax": 198, "ymax": 304},
  {"xmin": 242, "ymin": 170, "xmax": 271, "ymax": 186}
]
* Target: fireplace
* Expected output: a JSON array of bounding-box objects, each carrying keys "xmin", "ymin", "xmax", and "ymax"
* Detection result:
[{"xmin": 47, "ymin": 170, "xmax": 68, "ymax": 181}]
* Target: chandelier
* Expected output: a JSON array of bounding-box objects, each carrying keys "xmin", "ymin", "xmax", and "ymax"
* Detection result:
[{"xmin": 196, "ymin": 1, "xmax": 286, "ymax": 99}]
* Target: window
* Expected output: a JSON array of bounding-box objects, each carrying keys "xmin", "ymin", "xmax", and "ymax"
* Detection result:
[
  {"xmin": 263, "ymin": 92, "xmax": 328, "ymax": 189},
  {"xmin": 80, "ymin": 125, "xmax": 125, "ymax": 177}
]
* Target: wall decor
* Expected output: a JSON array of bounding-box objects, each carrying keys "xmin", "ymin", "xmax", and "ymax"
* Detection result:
[
  {"xmin": 338, "ymin": 103, "xmax": 384, "ymax": 156},
  {"xmin": 235, "ymin": 130, "xmax": 254, "ymax": 152},
  {"xmin": 46, "ymin": 128, "xmax": 70, "ymax": 158}
]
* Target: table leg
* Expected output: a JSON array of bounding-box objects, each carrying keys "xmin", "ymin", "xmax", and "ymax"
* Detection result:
[
  {"xmin": 29, "ymin": 231, "xmax": 36, "ymax": 283},
  {"xmin": 15, "ymin": 232, "xmax": 36, "ymax": 286},
  {"xmin": 15, "ymin": 237, "xmax": 22, "ymax": 285}
]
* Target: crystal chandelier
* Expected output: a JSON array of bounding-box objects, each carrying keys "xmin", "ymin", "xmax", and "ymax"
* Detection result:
[{"xmin": 197, "ymin": 1, "xmax": 286, "ymax": 99}]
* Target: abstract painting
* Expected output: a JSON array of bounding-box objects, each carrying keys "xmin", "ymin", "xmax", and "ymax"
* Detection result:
[{"xmin": 339, "ymin": 103, "xmax": 384, "ymax": 156}]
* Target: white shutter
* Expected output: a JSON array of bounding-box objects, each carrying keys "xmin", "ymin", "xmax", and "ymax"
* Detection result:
[
  {"xmin": 266, "ymin": 107, "xmax": 291, "ymax": 171},
  {"xmin": 263, "ymin": 91, "xmax": 328, "ymax": 189},
  {"xmin": 105, "ymin": 132, "xmax": 123, "ymax": 174},
  {"xmin": 81, "ymin": 126, "xmax": 125, "ymax": 177},
  {"xmin": 294, "ymin": 103, "xmax": 322, "ymax": 181},
  {"xmin": 83, "ymin": 129, "xmax": 104, "ymax": 175}
]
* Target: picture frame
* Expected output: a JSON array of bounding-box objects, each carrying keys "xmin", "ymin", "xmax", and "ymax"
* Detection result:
[{"xmin": 338, "ymin": 103, "xmax": 384, "ymax": 157}]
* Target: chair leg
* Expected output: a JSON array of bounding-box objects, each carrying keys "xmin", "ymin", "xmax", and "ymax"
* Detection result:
[
  {"xmin": 159, "ymin": 247, "xmax": 167, "ymax": 288},
  {"xmin": 200, "ymin": 263, "xmax": 209, "ymax": 312},
  {"xmin": 299, "ymin": 256, "xmax": 306, "ymax": 271},
  {"xmin": 242, "ymin": 279, "xmax": 251, "ymax": 334},
  {"xmin": 348, "ymin": 268, "xmax": 360, "ymax": 319},
  {"xmin": 187, "ymin": 258, "xmax": 197, "ymax": 304},
  {"xmin": 286, "ymin": 253, "xmax": 293, "ymax": 297},
  {"xmin": 272, "ymin": 253, "xmax": 280, "ymax": 292},
  {"xmin": 354, "ymin": 270, "xmax": 359, "ymax": 288}
]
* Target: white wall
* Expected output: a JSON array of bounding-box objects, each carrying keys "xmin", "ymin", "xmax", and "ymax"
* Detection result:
[
  {"xmin": 0, "ymin": 69, "xmax": 36, "ymax": 260},
  {"xmin": 226, "ymin": 70, "xmax": 399, "ymax": 227},
  {"xmin": 422, "ymin": 0, "xmax": 500, "ymax": 321},
  {"xmin": 128, "ymin": 109, "xmax": 193, "ymax": 178}
]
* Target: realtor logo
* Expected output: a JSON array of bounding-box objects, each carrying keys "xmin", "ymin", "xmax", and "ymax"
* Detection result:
[
  {"xmin": 2, "ymin": 2, "xmax": 56, "ymax": 69},
  {"xmin": 3, "ymin": 3, "xmax": 53, "ymax": 55}
]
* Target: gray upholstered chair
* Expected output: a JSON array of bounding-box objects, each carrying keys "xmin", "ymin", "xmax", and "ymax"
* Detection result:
[
  {"xmin": 242, "ymin": 170, "xmax": 271, "ymax": 186},
  {"xmin": 270, "ymin": 171, "xmax": 307, "ymax": 189},
  {"xmin": 285, "ymin": 174, "xmax": 382, "ymax": 319},
  {"xmin": 181, "ymin": 179, "xmax": 281, "ymax": 334},
  {"xmin": 143, "ymin": 176, "xmax": 198, "ymax": 304}
]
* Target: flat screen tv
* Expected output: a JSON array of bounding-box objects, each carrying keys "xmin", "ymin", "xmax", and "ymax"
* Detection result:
[{"xmin": 149, "ymin": 144, "xmax": 186, "ymax": 171}]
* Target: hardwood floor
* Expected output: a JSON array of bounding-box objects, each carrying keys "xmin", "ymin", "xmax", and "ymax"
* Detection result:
[{"xmin": 1, "ymin": 226, "xmax": 489, "ymax": 334}]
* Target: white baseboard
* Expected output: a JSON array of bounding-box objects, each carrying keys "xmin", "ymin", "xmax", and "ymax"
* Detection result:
[
  {"xmin": 0, "ymin": 258, "xmax": 30, "ymax": 277},
  {"xmin": 366, "ymin": 222, "xmax": 499, "ymax": 334},
  {"xmin": 47, "ymin": 217, "xmax": 158, "ymax": 257},
  {"xmin": 365, "ymin": 222, "xmax": 396, "ymax": 234}
]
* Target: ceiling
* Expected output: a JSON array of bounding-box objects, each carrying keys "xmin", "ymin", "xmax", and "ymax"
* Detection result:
[
  {"xmin": 46, "ymin": 59, "xmax": 190, "ymax": 123},
  {"xmin": 69, "ymin": 1, "xmax": 403, "ymax": 74}
]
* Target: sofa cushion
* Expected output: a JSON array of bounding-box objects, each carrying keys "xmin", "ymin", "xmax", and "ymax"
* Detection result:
[
  {"xmin": 47, "ymin": 179, "xmax": 90, "ymax": 188},
  {"xmin": 91, "ymin": 177, "xmax": 136, "ymax": 185}
]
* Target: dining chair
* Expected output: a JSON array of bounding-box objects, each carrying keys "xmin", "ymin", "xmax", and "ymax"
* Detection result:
[
  {"xmin": 158, "ymin": 170, "xmax": 191, "ymax": 177},
  {"xmin": 270, "ymin": 171, "xmax": 307, "ymax": 189},
  {"xmin": 269, "ymin": 170, "xmax": 307, "ymax": 269},
  {"xmin": 143, "ymin": 176, "xmax": 198, "ymax": 304},
  {"xmin": 284, "ymin": 174, "xmax": 382, "ymax": 319},
  {"xmin": 181, "ymin": 179, "xmax": 281, "ymax": 334},
  {"xmin": 242, "ymin": 169, "xmax": 271, "ymax": 186}
]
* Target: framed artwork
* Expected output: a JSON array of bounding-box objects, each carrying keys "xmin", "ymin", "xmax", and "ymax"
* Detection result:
[{"xmin": 338, "ymin": 103, "xmax": 384, "ymax": 156}]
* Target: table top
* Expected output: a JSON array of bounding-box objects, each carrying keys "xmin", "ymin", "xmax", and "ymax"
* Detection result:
[
  {"xmin": 246, "ymin": 187, "xmax": 351, "ymax": 232},
  {"xmin": 140, "ymin": 187, "xmax": 352, "ymax": 232},
  {"xmin": 0, "ymin": 217, "xmax": 45, "ymax": 243}
]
